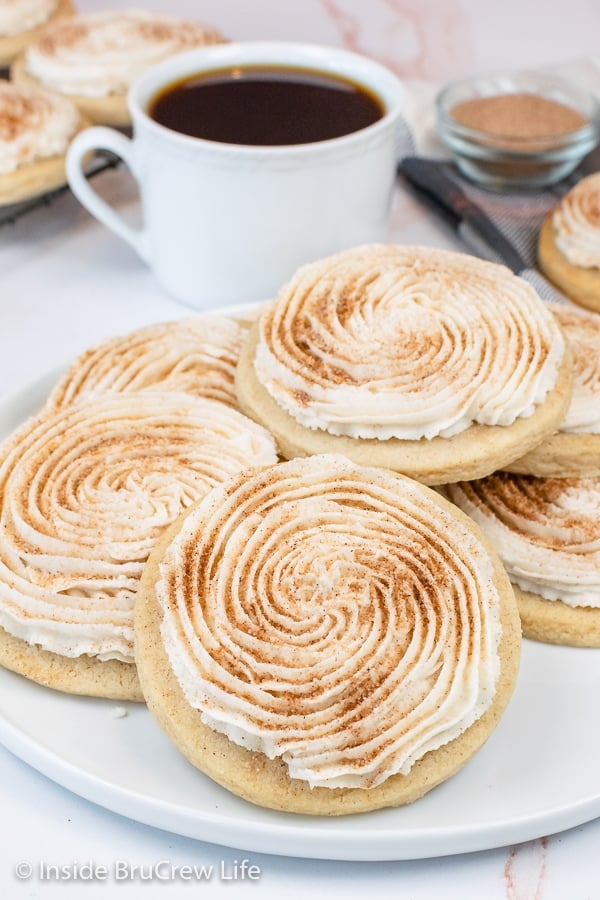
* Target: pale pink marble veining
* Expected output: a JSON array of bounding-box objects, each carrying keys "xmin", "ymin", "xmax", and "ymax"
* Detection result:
[
  {"xmin": 504, "ymin": 837, "xmax": 549, "ymax": 900},
  {"xmin": 320, "ymin": 0, "xmax": 475, "ymax": 79}
]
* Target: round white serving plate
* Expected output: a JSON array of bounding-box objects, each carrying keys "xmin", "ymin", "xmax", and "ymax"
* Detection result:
[{"xmin": 0, "ymin": 366, "xmax": 598, "ymax": 862}]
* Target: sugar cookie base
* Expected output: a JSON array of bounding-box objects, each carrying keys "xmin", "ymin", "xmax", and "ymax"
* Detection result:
[
  {"xmin": 514, "ymin": 585, "xmax": 600, "ymax": 647},
  {"xmin": 538, "ymin": 215, "xmax": 600, "ymax": 314},
  {"xmin": 234, "ymin": 321, "xmax": 573, "ymax": 486},
  {"xmin": 0, "ymin": 624, "xmax": 143, "ymax": 700},
  {"xmin": 134, "ymin": 484, "xmax": 522, "ymax": 816},
  {"xmin": 504, "ymin": 431, "xmax": 600, "ymax": 477},
  {"xmin": 0, "ymin": 117, "xmax": 90, "ymax": 206}
]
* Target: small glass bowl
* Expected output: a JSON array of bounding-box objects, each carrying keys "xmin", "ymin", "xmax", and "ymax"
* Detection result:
[{"xmin": 436, "ymin": 71, "xmax": 600, "ymax": 191}]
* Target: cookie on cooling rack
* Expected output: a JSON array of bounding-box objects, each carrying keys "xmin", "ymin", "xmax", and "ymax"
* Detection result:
[
  {"xmin": 506, "ymin": 303, "xmax": 600, "ymax": 476},
  {"xmin": 0, "ymin": 392, "xmax": 277, "ymax": 700},
  {"xmin": 10, "ymin": 8, "xmax": 226, "ymax": 127},
  {"xmin": 235, "ymin": 244, "xmax": 572, "ymax": 485},
  {"xmin": 444, "ymin": 472, "xmax": 600, "ymax": 647},
  {"xmin": 0, "ymin": 0, "xmax": 73, "ymax": 67},
  {"xmin": 0, "ymin": 79, "xmax": 87, "ymax": 206},
  {"xmin": 538, "ymin": 172, "xmax": 600, "ymax": 313},
  {"xmin": 135, "ymin": 454, "xmax": 521, "ymax": 815}
]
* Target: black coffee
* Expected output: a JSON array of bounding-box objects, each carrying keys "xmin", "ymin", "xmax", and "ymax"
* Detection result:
[{"xmin": 148, "ymin": 65, "xmax": 385, "ymax": 146}]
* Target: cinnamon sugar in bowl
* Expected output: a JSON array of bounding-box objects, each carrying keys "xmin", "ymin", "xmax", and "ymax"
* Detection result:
[{"xmin": 436, "ymin": 72, "xmax": 600, "ymax": 191}]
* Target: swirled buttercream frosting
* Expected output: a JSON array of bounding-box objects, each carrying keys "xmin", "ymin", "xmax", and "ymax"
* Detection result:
[
  {"xmin": 0, "ymin": 392, "xmax": 277, "ymax": 663},
  {"xmin": 444, "ymin": 473, "xmax": 600, "ymax": 608},
  {"xmin": 0, "ymin": 0, "xmax": 57, "ymax": 36},
  {"xmin": 552, "ymin": 173, "xmax": 600, "ymax": 268},
  {"xmin": 44, "ymin": 315, "xmax": 245, "ymax": 413},
  {"xmin": 254, "ymin": 245, "xmax": 565, "ymax": 440},
  {"xmin": 549, "ymin": 303, "xmax": 600, "ymax": 433},
  {"xmin": 157, "ymin": 454, "xmax": 503, "ymax": 789},
  {"xmin": 24, "ymin": 9, "xmax": 226, "ymax": 97},
  {"xmin": 0, "ymin": 80, "xmax": 79, "ymax": 175}
]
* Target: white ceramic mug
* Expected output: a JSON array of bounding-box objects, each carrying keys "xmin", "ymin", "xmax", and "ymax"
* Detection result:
[{"xmin": 66, "ymin": 42, "xmax": 410, "ymax": 309}]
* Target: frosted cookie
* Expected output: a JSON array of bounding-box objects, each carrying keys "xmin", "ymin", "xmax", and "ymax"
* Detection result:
[
  {"xmin": 538, "ymin": 172, "xmax": 600, "ymax": 313},
  {"xmin": 444, "ymin": 473, "xmax": 600, "ymax": 647},
  {"xmin": 0, "ymin": 392, "xmax": 277, "ymax": 699},
  {"xmin": 44, "ymin": 315, "xmax": 246, "ymax": 413},
  {"xmin": 236, "ymin": 244, "xmax": 572, "ymax": 485},
  {"xmin": 135, "ymin": 454, "xmax": 521, "ymax": 815},
  {"xmin": 10, "ymin": 9, "xmax": 226, "ymax": 126},
  {"xmin": 0, "ymin": 79, "xmax": 86, "ymax": 205},
  {"xmin": 507, "ymin": 304, "xmax": 600, "ymax": 476},
  {"xmin": 0, "ymin": 0, "xmax": 73, "ymax": 67}
]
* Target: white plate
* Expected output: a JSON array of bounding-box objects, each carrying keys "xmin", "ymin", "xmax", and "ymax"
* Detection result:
[{"xmin": 0, "ymin": 368, "xmax": 599, "ymax": 862}]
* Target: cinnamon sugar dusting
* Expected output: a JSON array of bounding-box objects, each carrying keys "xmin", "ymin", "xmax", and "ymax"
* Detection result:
[
  {"xmin": 43, "ymin": 316, "xmax": 245, "ymax": 413},
  {"xmin": 0, "ymin": 95, "xmax": 36, "ymax": 140},
  {"xmin": 35, "ymin": 11, "xmax": 223, "ymax": 56},
  {"xmin": 552, "ymin": 173, "xmax": 600, "ymax": 268},
  {"xmin": 0, "ymin": 81, "xmax": 79, "ymax": 174},
  {"xmin": 38, "ymin": 20, "xmax": 86, "ymax": 54},
  {"xmin": 255, "ymin": 245, "xmax": 565, "ymax": 441},
  {"xmin": 157, "ymin": 454, "xmax": 503, "ymax": 789},
  {"xmin": 24, "ymin": 10, "xmax": 226, "ymax": 98},
  {"xmin": 445, "ymin": 473, "xmax": 600, "ymax": 608},
  {"xmin": 0, "ymin": 392, "xmax": 276, "ymax": 663}
]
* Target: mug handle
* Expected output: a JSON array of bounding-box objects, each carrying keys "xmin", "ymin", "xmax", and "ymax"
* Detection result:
[{"xmin": 66, "ymin": 127, "xmax": 150, "ymax": 262}]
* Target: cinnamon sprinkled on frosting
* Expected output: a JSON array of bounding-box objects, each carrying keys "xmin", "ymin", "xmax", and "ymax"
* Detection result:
[
  {"xmin": 44, "ymin": 316, "xmax": 246, "ymax": 413},
  {"xmin": 549, "ymin": 303, "xmax": 600, "ymax": 433},
  {"xmin": 157, "ymin": 454, "xmax": 503, "ymax": 789},
  {"xmin": 254, "ymin": 244, "xmax": 565, "ymax": 440},
  {"xmin": 24, "ymin": 9, "xmax": 226, "ymax": 98},
  {"xmin": 552, "ymin": 172, "xmax": 600, "ymax": 269},
  {"xmin": 444, "ymin": 473, "xmax": 600, "ymax": 608},
  {"xmin": 0, "ymin": 392, "xmax": 277, "ymax": 663},
  {"xmin": 0, "ymin": 80, "xmax": 79, "ymax": 174}
]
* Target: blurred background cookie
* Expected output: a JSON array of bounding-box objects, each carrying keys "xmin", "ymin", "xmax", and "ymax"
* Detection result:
[
  {"xmin": 506, "ymin": 303, "xmax": 600, "ymax": 476},
  {"xmin": 0, "ymin": 79, "xmax": 86, "ymax": 204},
  {"xmin": 0, "ymin": 0, "xmax": 73, "ymax": 68},
  {"xmin": 10, "ymin": 8, "xmax": 227, "ymax": 126},
  {"xmin": 538, "ymin": 172, "xmax": 600, "ymax": 312}
]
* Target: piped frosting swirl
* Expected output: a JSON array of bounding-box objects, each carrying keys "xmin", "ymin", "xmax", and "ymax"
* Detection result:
[
  {"xmin": 44, "ymin": 315, "xmax": 246, "ymax": 413},
  {"xmin": 549, "ymin": 303, "xmax": 600, "ymax": 433},
  {"xmin": 0, "ymin": 392, "xmax": 277, "ymax": 663},
  {"xmin": 444, "ymin": 473, "xmax": 600, "ymax": 608},
  {"xmin": 552, "ymin": 172, "xmax": 600, "ymax": 268},
  {"xmin": 157, "ymin": 454, "xmax": 503, "ymax": 789},
  {"xmin": 254, "ymin": 245, "xmax": 565, "ymax": 440}
]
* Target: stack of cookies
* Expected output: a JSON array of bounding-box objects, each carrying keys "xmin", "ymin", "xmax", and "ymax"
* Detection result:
[
  {"xmin": 0, "ymin": 4, "xmax": 226, "ymax": 204},
  {"xmin": 133, "ymin": 244, "xmax": 576, "ymax": 814},
  {"xmin": 443, "ymin": 195, "xmax": 600, "ymax": 649},
  {"xmin": 0, "ymin": 314, "xmax": 278, "ymax": 701},
  {"xmin": 9, "ymin": 7, "xmax": 226, "ymax": 128},
  {"xmin": 3, "ymin": 240, "xmax": 598, "ymax": 817}
]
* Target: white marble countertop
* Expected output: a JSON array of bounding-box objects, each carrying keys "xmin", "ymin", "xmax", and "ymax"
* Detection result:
[{"xmin": 1, "ymin": 1, "xmax": 600, "ymax": 898}]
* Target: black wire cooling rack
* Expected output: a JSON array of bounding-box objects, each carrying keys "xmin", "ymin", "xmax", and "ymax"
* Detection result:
[{"xmin": 0, "ymin": 152, "xmax": 122, "ymax": 229}]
